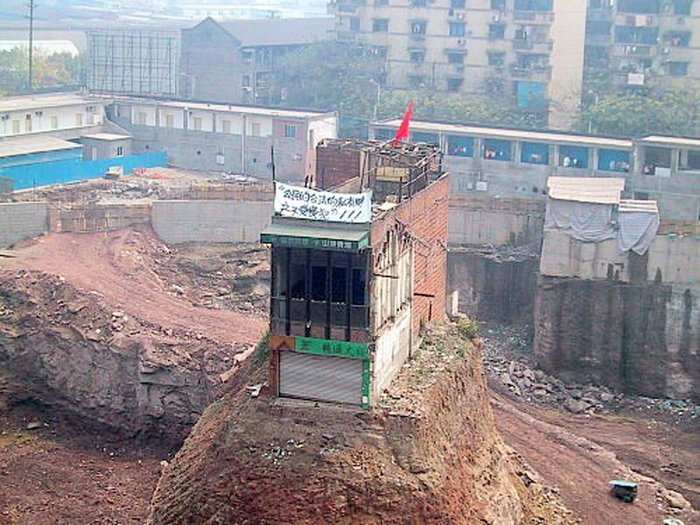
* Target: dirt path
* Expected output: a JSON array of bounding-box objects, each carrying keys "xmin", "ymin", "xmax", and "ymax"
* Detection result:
[
  {"xmin": 3, "ymin": 229, "xmax": 265, "ymax": 347},
  {"xmin": 493, "ymin": 391, "xmax": 699, "ymax": 525}
]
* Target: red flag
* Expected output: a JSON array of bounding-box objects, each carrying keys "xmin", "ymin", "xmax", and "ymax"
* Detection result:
[{"xmin": 393, "ymin": 102, "xmax": 413, "ymax": 144}]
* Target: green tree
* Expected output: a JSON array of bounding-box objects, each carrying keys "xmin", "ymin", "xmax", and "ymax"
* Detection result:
[
  {"xmin": 377, "ymin": 89, "xmax": 546, "ymax": 129},
  {"xmin": 0, "ymin": 47, "xmax": 82, "ymax": 94},
  {"xmin": 274, "ymin": 42, "xmax": 547, "ymax": 136},
  {"xmin": 577, "ymin": 86, "xmax": 700, "ymax": 138},
  {"xmin": 274, "ymin": 42, "xmax": 385, "ymax": 135}
]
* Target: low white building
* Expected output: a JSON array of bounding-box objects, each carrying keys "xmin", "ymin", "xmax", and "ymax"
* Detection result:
[{"xmin": 0, "ymin": 92, "xmax": 108, "ymax": 141}]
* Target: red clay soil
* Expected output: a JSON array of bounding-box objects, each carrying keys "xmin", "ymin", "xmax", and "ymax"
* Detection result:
[
  {"xmin": 4, "ymin": 228, "xmax": 265, "ymax": 347},
  {"xmin": 493, "ymin": 391, "xmax": 700, "ymax": 525},
  {"xmin": 0, "ymin": 374, "xmax": 168, "ymax": 525}
]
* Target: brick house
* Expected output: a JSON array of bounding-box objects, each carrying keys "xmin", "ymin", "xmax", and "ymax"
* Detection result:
[{"xmin": 261, "ymin": 139, "xmax": 449, "ymax": 408}]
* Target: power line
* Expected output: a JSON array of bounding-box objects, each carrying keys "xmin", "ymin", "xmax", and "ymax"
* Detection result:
[{"xmin": 27, "ymin": 0, "xmax": 35, "ymax": 92}]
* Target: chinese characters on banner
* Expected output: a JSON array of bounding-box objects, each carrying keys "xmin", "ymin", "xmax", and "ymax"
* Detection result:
[{"xmin": 274, "ymin": 182, "xmax": 372, "ymax": 223}]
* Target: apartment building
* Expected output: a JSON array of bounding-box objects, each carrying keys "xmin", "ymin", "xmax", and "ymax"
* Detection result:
[
  {"xmin": 585, "ymin": 0, "xmax": 700, "ymax": 91},
  {"xmin": 332, "ymin": 0, "xmax": 587, "ymax": 128}
]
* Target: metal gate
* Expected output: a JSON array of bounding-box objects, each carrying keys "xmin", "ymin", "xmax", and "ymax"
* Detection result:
[{"xmin": 279, "ymin": 351, "xmax": 363, "ymax": 406}]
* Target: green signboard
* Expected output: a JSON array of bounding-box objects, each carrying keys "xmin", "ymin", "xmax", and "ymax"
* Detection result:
[
  {"xmin": 260, "ymin": 233, "xmax": 368, "ymax": 252},
  {"xmin": 294, "ymin": 336, "xmax": 369, "ymax": 360}
]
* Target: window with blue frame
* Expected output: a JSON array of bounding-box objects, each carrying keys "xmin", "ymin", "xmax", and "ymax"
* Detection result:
[
  {"xmin": 374, "ymin": 128, "xmax": 395, "ymax": 140},
  {"xmin": 515, "ymin": 81, "xmax": 547, "ymax": 110},
  {"xmin": 559, "ymin": 145, "xmax": 589, "ymax": 168},
  {"xmin": 447, "ymin": 135, "xmax": 474, "ymax": 157},
  {"xmin": 521, "ymin": 142, "xmax": 549, "ymax": 165},
  {"xmin": 484, "ymin": 139, "xmax": 512, "ymax": 161},
  {"xmin": 598, "ymin": 149, "xmax": 630, "ymax": 172},
  {"xmin": 412, "ymin": 132, "xmax": 439, "ymax": 144}
]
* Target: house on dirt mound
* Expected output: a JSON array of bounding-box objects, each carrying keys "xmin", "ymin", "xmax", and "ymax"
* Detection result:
[{"xmin": 261, "ymin": 138, "xmax": 449, "ymax": 408}]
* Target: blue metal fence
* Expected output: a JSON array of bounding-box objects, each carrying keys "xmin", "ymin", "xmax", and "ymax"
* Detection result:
[{"xmin": 1, "ymin": 152, "xmax": 168, "ymax": 191}]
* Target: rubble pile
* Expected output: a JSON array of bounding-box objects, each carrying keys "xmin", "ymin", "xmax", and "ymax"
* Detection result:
[{"xmin": 482, "ymin": 324, "xmax": 700, "ymax": 423}]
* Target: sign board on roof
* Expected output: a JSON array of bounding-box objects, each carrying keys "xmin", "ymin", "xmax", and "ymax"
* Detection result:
[{"xmin": 274, "ymin": 182, "xmax": 372, "ymax": 223}]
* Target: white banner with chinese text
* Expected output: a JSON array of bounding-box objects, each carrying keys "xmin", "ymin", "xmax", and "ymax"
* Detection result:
[{"xmin": 274, "ymin": 182, "xmax": 372, "ymax": 223}]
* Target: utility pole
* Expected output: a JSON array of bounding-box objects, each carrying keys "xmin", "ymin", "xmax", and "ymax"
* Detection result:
[{"xmin": 27, "ymin": 0, "xmax": 35, "ymax": 92}]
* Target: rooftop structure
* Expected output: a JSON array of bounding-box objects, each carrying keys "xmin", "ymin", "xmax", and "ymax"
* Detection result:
[{"xmin": 261, "ymin": 139, "xmax": 449, "ymax": 408}]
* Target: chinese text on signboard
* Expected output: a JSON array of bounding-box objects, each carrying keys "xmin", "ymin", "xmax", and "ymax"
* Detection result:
[{"xmin": 274, "ymin": 182, "xmax": 372, "ymax": 223}]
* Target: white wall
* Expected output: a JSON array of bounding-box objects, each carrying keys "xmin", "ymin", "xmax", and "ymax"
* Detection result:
[
  {"xmin": 0, "ymin": 103, "xmax": 105, "ymax": 138},
  {"xmin": 373, "ymin": 308, "xmax": 412, "ymax": 399},
  {"xmin": 132, "ymin": 104, "xmax": 157, "ymax": 127},
  {"xmin": 308, "ymin": 114, "xmax": 338, "ymax": 149},
  {"xmin": 540, "ymin": 229, "xmax": 630, "ymax": 281},
  {"xmin": 158, "ymin": 108, "xmax": 185, "ymax": 130}
]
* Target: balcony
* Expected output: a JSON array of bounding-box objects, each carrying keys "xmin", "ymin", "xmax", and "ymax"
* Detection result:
[
  {"xmin": 337, "ymin": 30, "xmax": 358, "ymax": 42},
  {"xmin": 613, "ymin": 43, "xmax": 655, "ymax": 56},
  {"xmin": 513, "ymin": 38, "xmax": 553, "ymax": 52},
  {"xmin": 510, "ymin": 63, "xmax": 552, "ymax": 81},
  {"xmin": 513, "ymin": 10, "xmax": 554, "ymax": 24},
  {"xmin": 587, "ymin": 7, "xmax": 614, "ymax": 21}
]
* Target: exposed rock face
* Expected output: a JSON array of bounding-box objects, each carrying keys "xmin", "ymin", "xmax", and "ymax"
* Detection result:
[
  {"xmin": 447, "ymin": 247, "xmax": 539, "ymax": 325},
  {"xmin": 534, "ymin": 276, "xmax": 700, "ymax": 401},
  {"xmin": 147, "ymin": 324, "xmax": 574, "ymax": 524},
  {"xmin": 0, "ymin": 270, "xmax": 247, "ymax": 440}
]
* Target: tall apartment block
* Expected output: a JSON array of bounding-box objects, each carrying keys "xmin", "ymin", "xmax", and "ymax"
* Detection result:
[
  {"xmin": 584, "ymin": 0, "xmax": 700, "ymax": 91},
  {"xmin": 331, "ymin": 0, "xmax": 588, "ymax": 129}
]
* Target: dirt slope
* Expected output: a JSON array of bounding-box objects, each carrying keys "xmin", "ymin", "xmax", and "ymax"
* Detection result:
[
  {"xmin": 147, "ymin": 324, "xmax": 575, "ymax": 525},
  {"xmin": 3, "ymin": 228, "xmax": 265, "ymax": 345}
]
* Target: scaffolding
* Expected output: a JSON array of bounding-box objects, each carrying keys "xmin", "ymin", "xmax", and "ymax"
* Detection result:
[{"xmin": 87, "ymin": 30, "xmax": 180, "ymax": 97}]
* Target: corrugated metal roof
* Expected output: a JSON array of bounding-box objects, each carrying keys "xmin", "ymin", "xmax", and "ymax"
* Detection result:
[
  {"xmin": 0, "ymin": 136, "xmax": 82, "ymax": 159},
  {"xmin": 546, "ymin": 176, "xmax": 625, "ymax": 204},
  {"xmin": 376, "ymin": 119, "xmax": 633, "ymax": 149},
  {"xmin": 619, "ymin": 199, "xmax": 659, "ymax": 214},
  {"xmin": 639, "ymin": 135, "xmax": 700, "ymax": 149}
]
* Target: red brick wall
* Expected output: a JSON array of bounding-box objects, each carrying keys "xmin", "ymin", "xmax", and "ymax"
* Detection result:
[
  {"xmin": 371, "ymin": 175, "xmax": 449, "ymax": 339},
  {"xmin": 315, "ymin": 144, "xmax": 362, "ymax": 190}
]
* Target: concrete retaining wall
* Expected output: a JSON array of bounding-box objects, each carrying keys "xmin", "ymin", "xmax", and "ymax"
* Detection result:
[
  {"xmin": 448, "ymin": 196, "xmax": 545, "ymax": 246},
  {"xmin": 0, "ymin": 202, "xmax": 49, "ymax": 248},
  {"xmin": 152, "ymin": 200, "xmax": 273, "ymax": 244}
]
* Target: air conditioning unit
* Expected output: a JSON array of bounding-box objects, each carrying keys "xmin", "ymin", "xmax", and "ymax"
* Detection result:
[
  {"xmin": 457, "ymin": 39, "xmax": 466, "ymax": 46},
  {"xmin": 86, "ymin": 105, "xmax": 96, "ymax": 113},
  {"xmin": 0, "ymin": 114, "xmax": 9, "ymax": 121},
  {"xmin": 457, "ymin": 12, "xmax": 465, "ymax": 19},
  {"xmin": 475, "ymin": 181, "xmax": 488, "ymax": 192},
  {"xmin": 216, "ymin": 154, "xmax": 225, "ymax": 165},
  {"xmin": 492, "ymin": 13, "xmax": 502, "ymax": 22},
  {"xmin": 662, "ymin": 47, "xmax": 670, "ymax": 54}
]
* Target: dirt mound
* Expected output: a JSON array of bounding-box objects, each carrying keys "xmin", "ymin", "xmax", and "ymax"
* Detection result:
[{"xmin": 147, "ymin": 324, "xmax": 575, "ymax": 525}]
